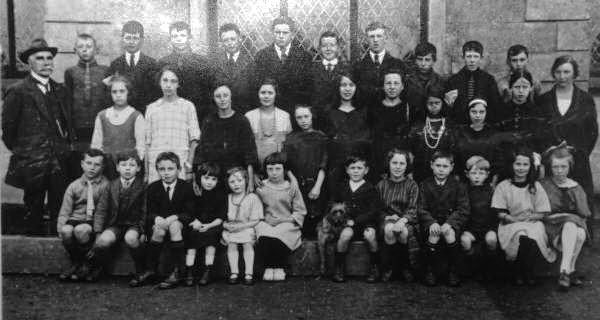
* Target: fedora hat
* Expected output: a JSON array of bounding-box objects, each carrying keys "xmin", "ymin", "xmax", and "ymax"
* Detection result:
[{"xmin": 19, "ymin": 38, "xmax": 58, "ymax": 64}]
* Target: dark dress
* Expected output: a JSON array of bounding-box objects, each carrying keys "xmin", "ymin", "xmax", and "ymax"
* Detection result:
[
  {"xmin": 326, "ymin": 107, "xmax": 372, "ymax": 186},
  {"xmin": 283, "ymin": 130, "xmax": 329, "ymax": 237},
  {"xmin": 495, "ymin": 100, "xmax": 546, "ymax": 151},
  {"xmin": 187, "ymin": 187, "xmax": 227, "ymax": 248},
  {"xmin": 193, "ymin": 111, "xmax": 258, "ymax": 174},
  {"xmin": 454, "ymin": 124, "xmax": 502, "ymax": 179},
  {"xmin": 407, "ymin": 117, "xmax": 456, "ymax": 182},
  {"xmin": 369, "ymin": 100, "xmax": 416, "ymax": 178},
  {"xmin": 538, "ymin": 85, "xmax": 598, "ymax": 207},
  {"xmin": 445, "ymin": 67, "xmax": 501, "ymax": 125},
  {"xmin": 464, "ymin": 184, "xmax": 496, "ymax": 240},
  {"xmin": 540, "ymin": 178, "xmax": 591, "ymax": 243}
]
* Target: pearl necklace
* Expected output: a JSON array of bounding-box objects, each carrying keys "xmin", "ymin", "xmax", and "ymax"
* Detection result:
[{"xmin": 423, "ymin": 117, "xmax": 446, "ymax": 149}]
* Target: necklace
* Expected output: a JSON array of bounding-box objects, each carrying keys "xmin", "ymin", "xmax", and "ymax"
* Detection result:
[
  {"xmin": 231, "ymin": 193, "xmax": 247, "ymax": 221},
  {"xmin": 259, "ymin": 108, "xmax": 276, "ymax": 139},
  {"xmin": 423, "ymin": 117, "xmax": 446, "ymax": 149}
]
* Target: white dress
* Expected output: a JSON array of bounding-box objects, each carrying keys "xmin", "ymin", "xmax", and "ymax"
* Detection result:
[
  {"xmin": 491, "ymin": 180, "xmax": 556, "ymax": 262},
  {"xmin": 221, "ymin": 193, "xmax": 264, "ymax": 244}
]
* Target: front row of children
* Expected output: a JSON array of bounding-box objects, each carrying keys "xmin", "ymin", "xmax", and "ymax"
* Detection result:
[{"xmin": 57, "ymin": 143, "xmax": 588, "ymax": 291}]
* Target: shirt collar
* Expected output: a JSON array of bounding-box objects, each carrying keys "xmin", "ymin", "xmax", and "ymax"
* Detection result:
[
  {"xmin": 434, "ymin": 178, "xmax": 447, "ymax": 186},
  {"xmin": 81, "ymin": 174, "xmax": 104, "ymax": 185},
  {"xmin": 77, "ymin": 59, "xmax": 98, "ymax": 68},
  {"xmin": 30, "ymin": 71, "xmax": 49, "ymax": 85},
  {"xmin": 121, "ymin": 176, "xmax": 136, "ymax": 185},
  {"xmin": 163, "ymin": 180, "xmax": 178, "ymax": 190},
  {"xmin": 125, "ymin": 51, "xmax": 141, "ymax": 65},
  {"xmin": 369, "ymin": 50, "xmax": 386, "ymax": 63},
  {"xmin": 274, "ymin": 43, "xmax": 291, "ymax": 58},
  {"xmin": 227, "ymin": 51, "xmax": 240, "ymax": 62},
  {"xmin": 322, "ymin": 58, "xmax": 338, "ymax": 66}
]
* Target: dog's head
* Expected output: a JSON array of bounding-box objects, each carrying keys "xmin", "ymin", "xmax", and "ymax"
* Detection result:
[{"xmin": 327, "ymin": 202, "xmax": 349, "ymax": 227}]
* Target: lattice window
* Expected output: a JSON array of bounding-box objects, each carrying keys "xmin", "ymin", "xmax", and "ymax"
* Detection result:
[
  {"xmin": 357, "ymin": 0, "xmax": 420, "ymax": 61},
  {"xmin": 288, "ymin": 0, "xmax": 351, "ymax": 61},
  {"xmin": 216, "ymin": 0, "xmax": 280, "ymax": 58}
]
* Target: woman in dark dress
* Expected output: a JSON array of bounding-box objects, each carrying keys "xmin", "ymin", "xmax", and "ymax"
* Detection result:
[
  {"xmin": 408, "ymin": 85, "xmax": 456, "ymax": 182},
  {"xmin": 538, "ymin": 55, "xmax": 598, "ymax": 217},
  {"xmin": 326, "ymin": 72, "xmax": 372, "ymax": 187},
  {"xmin": 194, "ymin": 84, "xmax": 259, "ymax": 186},
  {"xmin": 454, "ymin": 98, "xmax": 501, "ymax": 184},
  {"xmin": 283, "ymin": 105, "xmax": 329, "ymax": 238},
  {"xmin": 369, "ymin": 69, "xmax": 419, "ymax": 179}
]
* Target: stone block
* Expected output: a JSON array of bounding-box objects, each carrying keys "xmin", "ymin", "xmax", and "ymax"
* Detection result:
[
  {"xmin": 44, "ymin": 22, "xmax": 120, "ymax": 57},
  {"xmin": 51, "ymin": 52, "xmax": 112, "ymax": 83},
  {"xmin": 557, "ymin": 21, "xmax": 591, "ymax": 51},
  {"xmin": 461, "ymin": 22, "xmax": 557, "ymax": 54},
  {"xmin": 526, "ymin": 0, "xmax": 589, "ymax": 21},
  {"xmin": 447, "ymin": 0, "xmax": 526, "ymax": 23}
]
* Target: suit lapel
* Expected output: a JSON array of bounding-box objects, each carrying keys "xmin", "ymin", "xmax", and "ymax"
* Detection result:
[{"xmin": 24, "ymin": 76, "xmax": 53, "ymax": 124}]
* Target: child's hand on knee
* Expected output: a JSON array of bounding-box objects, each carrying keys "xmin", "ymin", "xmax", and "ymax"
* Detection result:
[
  {"xmin": 155, "ymin": 217, "xmax": 168, "ymax": 230},
  {"xmin": 429, "ymin": 223, "xmax": 441, "ymax": 236},
  {"xmin": 189, "ymin": 219, "xmax": 202, "ymax": 231},
  {"xmin": 440, "ymin": 223, "xmax": 452, "ymax": 234}
]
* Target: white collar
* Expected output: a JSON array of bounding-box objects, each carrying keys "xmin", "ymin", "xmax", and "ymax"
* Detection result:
[
  {"xmin": 125, "ymin": 51, "xmax": 141, "ymax": 65},
  {"xmin": 369, "ymin": 50, "xmax": 385, "ymax": 63},
  {"xmin": 106, "ymin": 105, "xmax": 134, "ymax": 118},
  {"xmin": 163, "ymin": 180, "xmax": 178, "ymax": 190},
  {"xmin": 30, "ymin": 71, "xmax": 49, "ymax": 85},
  {"xmin": 322, "ymin": 58, "xmax": 338, "ymax": 66},
  {"xmin": 434, "ymin": 178, "xmax": 447, "ymax": 186},
  {"xmin": 274, "ymin": 43, "xmax": 291, "ymax": 58},
  {"xmin": 121, "ymin": 176, "xmax": 135, "ymax": 185},
  {"xmin": 349, "ymin": 179, "xmax": 366, "ymax": 191},
  {"xmin": 227, "ymin": 51, "xmax": 240, "ymax": 62}
]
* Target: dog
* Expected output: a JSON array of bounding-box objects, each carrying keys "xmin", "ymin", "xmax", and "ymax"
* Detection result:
[{"xmin": 317, "ymin": 202, "xmax": 350, "ymax": 276}]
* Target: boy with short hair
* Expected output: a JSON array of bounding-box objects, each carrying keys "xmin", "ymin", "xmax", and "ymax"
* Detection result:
[
  {"xmin": 444, "ymin": 41, "xmax": 500, "ymax": 125},
  {"xmin": 86, "ymin": 150, "xmax": 147, "ymax": 284},
  {"xmin": 418, "ymin": 150, "xmax": 470, "ymax": 287},
  {"xmin": 64, "ymin": 34, "xmax": 111, "ymax": 158},
  {"xmin": 214, "ymin": 23, "xmax": 254, "ymax": 114},
  {"xmin": 460, "ymin": 156, "xmax": 498, "ymax": 282},
  {"xmin": 109, "ymin": 20, "xmax": 159, "ymax": 114},
  {"xmin": 158, "ymin": 21, "xmax": 213, "ymax": 123},
  {"xmin": 354, "ymin": 22, "xmax": 409, "ymax": 106},
  {"xmin": 57, "ymin": 148, "xmax": 110, "ymax": 281},
  {"xmin": 311, "ymin": 31, "xmax": 350, "ymax": 113},
  {"xmin": 405, "ymin": 42, "xmax": 445, "ymax": 111},
  {"xmin": 135, "ymin": 151, "xmax": 195, "ymax": 289},
  {"xmin": 329, "ymin": 155, "xmax": 382, "ymax": 283},
  {"xmin": 496, "ymin": 44, "xmax": 542, "ymax": 104},
  {"xmin": 254, "ymin": 16, "xmax": 312, "ymax": 114}
]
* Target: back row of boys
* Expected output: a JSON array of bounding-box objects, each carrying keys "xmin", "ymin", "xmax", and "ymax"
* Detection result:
[{"xmin": 68, "ymin": 16, "xmax": 542, "ymax": 155}]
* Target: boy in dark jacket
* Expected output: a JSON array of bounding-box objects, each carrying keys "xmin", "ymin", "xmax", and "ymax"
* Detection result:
[
  {"xmin": 329, "ymin": 155, "xmax": 381, "ymax": 283},
  {"xmin": 86, "ymin": 151, "xmax": 147, "ymax": 284},
  {"xmin": 134, "ymin": 152, "xmax": 195, "ymax": 289},
  {"xmin": 444, "ymin": 41, "xmax": 500, "ymax": 125},
  {"xmin": 418, "ymin": 150, "xmax": 470, "ymax": 287}
]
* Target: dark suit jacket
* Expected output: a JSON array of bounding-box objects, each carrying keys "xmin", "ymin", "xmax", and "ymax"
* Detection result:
[
  {"xmin": 2, "ymin": 75, "xmax": 73, "ymax": 188},
  {"xmin": 254, "ymin": 44, "xmax": 313, "ymax": 114},
  {"xmin": 309, "ymin": 60, "xmax": 351, "ymax": 132},
  {"xmin": 445, "ymin": 67, "xmax": 501, "ymax": 125},
  {"xmin": 109, "ymin": 53, "xmax": 159, "ymax": 114},
  {"xmin": 213, "ymin": 51, "xmax": 255, "ymax": 114},
  {"xmin": 353, "ymin": 52, "xmax": 409, "ymax": 105},
  {"xmin": 94, "ymin": 177, "xmax": 147, "ymax": 233},
  {"xmin": 417, "ymin": 177, "xmax": 470, "ymax": 232},
  {"xmin": 146, "ymin": 179, "xmax": 194, "ymax": 229}
]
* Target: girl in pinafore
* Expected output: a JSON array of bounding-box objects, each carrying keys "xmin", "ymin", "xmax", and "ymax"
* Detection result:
[
  {"xmin": 491, "ymin": 146, "xmax": 555, "ymax": 286},
  {"xmin": 283, "ymin": 105, "xmax": 328, "ymax": 238},
  {"xmin": 245, "ymin": 78, "xmax": 292, "ymax": 168},
  {"xmin": 90, "ymin": 75, "xmax": 145, "ymax": 179},
  {"xmin": 221, "ymin": 167, "xmax": 263, "ymax": 285},
  {"xmin": 255, "ymin": 152, "xmax": 307, "ymax": 282},
  {"xmin": 145, "ymin": 66, "xmax": 200, "ymax": 182}
]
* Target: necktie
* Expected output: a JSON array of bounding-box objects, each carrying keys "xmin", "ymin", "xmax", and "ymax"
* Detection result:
[
  {"xmin": 326, "ymin": 64, "xmax": 333, "ymax": 72},
  {"xmin": 129, "ymin": 54, "xmax": 135, "ymax": 68},
  {"xmin": 373, "ymin": 54, "xmax": 380, "ymax": 65},
  {"xmin": 281, "ymin": 51, "xmax": 287, "ymax": 64},
  {"xmin": 123, "ymin": 179, "xmax": 131, "ymax": 189},
  {"xmin": 467, "ymin": 73, "xmax": 475, "ymax": 101},
  {"xmin": 84, "ymin": 62, "xmax": 91, "ymax": 102},
  {"xmin": 166, "ymin": 186, "xmax": 171, "ymax": 200},
  {"xmin": 86, "ymin": 180, "xmax": 95, "ymax": 220}
]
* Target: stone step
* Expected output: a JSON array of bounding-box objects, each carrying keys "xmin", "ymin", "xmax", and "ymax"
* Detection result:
[{"xmin": 2, "ymin": 235, "xmax": 561, "ymax": 278}]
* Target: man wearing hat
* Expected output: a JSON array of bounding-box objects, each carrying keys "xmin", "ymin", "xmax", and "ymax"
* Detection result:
[{"xmin": 2, "ymin": 38, "xmax": 74, "ymax": 235}]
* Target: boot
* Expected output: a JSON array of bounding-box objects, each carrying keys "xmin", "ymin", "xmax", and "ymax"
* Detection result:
[
  {"xmin": 380, "ymin": 244, "xmax": 393, "ymax": 282},
  {"xmin": 198, "ymin": 265, "xmax": 212, "ymax": 286},
  {"xmin": 184, "ymin": 266, "xmax": 195, "ymax": 287},
  {"xmin": 366, "ymin": 251, "xmax": 380, "ymax": 283},
  {"xmin": 447, "ymin": 242, "xmax": 461, "ymax": 287},
  {"xmin": 424, "ymin": 241, "xmax": 438, "ymax": 286},
  {"xmin": 71, "ymin": 242, "xmax": 93, "ymax": 281},
  {"xmin": 398, "ymin": 243, "xmax": 415, "ymax": 283},
  {"xmin": 158, "ymin": 241, "xmax": 186, "ymax": 290},
  {"xmin": 130, "ymin": 241, "xmax": 161, "ymax": 287},
  {"xmin": 85, "ymin": 246, "xmax": 108, "ymax": 282},
  {"xmin": 59, "ymin": 241, "xmax": 80, "ymax": 281},
  {"xmin": 332, "ymin": 252, "xmax": 346, "ymax": 283}
]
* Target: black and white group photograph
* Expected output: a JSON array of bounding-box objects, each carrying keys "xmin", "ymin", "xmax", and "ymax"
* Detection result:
[{"xmin": 1, "ymin": 0, "xmax": 600, "ymax": 319}]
